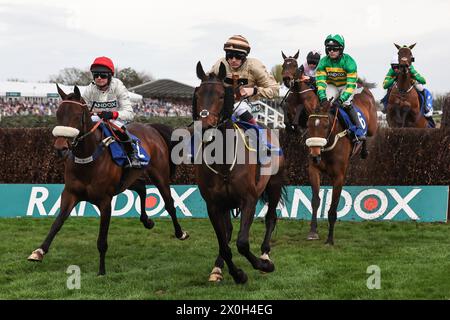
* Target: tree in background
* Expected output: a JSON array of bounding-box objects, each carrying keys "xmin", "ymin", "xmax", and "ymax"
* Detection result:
[
  {"xmin": 432, "ymin": 92, "xmax": 449, "ymax": 111},
  {"xmin": 116, "ymin": 67, "xmax": 153, "ymax": 88},
  {"xmin": 49, "ymin": 68, "xmax": 92, "ymax": 86},
  {"xmin": 271, "ymin": 64, "xmax": 283, "ymax": 84}
]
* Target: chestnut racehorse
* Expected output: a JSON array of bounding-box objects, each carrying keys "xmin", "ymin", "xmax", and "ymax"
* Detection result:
[
  {"xmin": 386, "ymin": 43, "xmax": 428, "ymax": 128},
  {"xmin": 28, "ymin": 85, "xmax": 188, "ymax": 275},
  {"xmin": 281, "ymin": 50, "xmax": 319, "ymax": 131},
  {"xmin": 305, "ymin": 86, "xmax": 378, "ymax": 244}
]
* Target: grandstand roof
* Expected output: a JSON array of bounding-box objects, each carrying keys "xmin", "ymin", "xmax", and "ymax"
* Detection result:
[
  {"xmin": 0, "ymin": 81, "xmax": 143, "ymax": 102},
  {"xmin": 129, "ymin": 79, "xmax": 195, "ymax": 99}
]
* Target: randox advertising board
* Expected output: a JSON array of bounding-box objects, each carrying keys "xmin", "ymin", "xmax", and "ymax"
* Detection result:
[{"xmin": 0, "ymin": 184, "xmax": 447, "ymax": 222}]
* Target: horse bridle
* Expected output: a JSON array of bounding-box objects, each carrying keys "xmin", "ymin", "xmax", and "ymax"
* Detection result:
[
  {"xmin": 306, "ymin": 105, "xmax": 346, "ymax": 152},
  {"xmin": 196, "ymin": 80, "xmax": 232, "ymax": 129},
  {"xmin": 394, "ymin": 62, "xmax": 414, "ymax": 95},
  {"xmin": 58, "ymin": 100, "xmax": 100, "ymax": 148}
]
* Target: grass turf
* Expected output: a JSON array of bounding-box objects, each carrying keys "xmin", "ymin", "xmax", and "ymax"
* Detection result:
[{"xmin": 0, "ymin": 217, "xmax": 449, "ymax": 299}]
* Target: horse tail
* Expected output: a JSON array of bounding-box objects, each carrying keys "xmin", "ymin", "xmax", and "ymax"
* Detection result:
[{"xmin": 148, "ymin": 123, "xmax": 177, "ymax": 178}]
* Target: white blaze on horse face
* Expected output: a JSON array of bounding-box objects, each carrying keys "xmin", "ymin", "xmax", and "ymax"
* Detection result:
[{"xmin": 315, "ymin": 119, "xmax": 320, "ymax": 127}]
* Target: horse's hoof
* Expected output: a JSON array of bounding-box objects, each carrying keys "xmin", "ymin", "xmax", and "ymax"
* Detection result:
[
  {"xmin": 325, "ymin": 239, "xmax": 334, "ymax": 246},
  {"xmin": 208, "ymin": 267, "xmax": 223, "ymax": 282},
  {"xmin": 233, "ymin": 269, "xmax": 248, "ymax": 284},
  {"xmin": 97, "ymin": 271, "xmax": 106, "ymax": 276},
  {"xmin": 260, "ymin": 259, "xmax": 275, "ymax": 273},
  {"xmin": 178, "ymin": 231, "xmax": 190, "ymax": 241},
  {"xmin": 143, "ymin": 219, "xmax": 155, "ymax": 230},
  {"xmin": 27, "ymin": 248, "xmax": 44, "ymax": 262},
  {"xmin": 307, "ymin": 232, "xmax": 320, "ymax": 240}
]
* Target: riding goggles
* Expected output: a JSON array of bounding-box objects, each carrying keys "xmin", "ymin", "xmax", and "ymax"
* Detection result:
[
  {"xmin": 226, "ymin": 51, "xmax": 247, "ymax": 60},
  {"xmin": 92, "ymin": 72, "xmax": 110, "ymax": 79}
]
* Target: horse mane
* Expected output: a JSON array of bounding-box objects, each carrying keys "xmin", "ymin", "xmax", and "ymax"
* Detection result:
[{"xmin": 357, "ymin": 78, "xmax": 376, "ymax": 89}]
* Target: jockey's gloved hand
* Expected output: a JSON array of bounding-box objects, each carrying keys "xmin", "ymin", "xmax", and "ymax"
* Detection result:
[
  {"xmin": 97, "ymin": 111, "xmax": 118, "ymax": 120},
  {"xmin": 333, "ymin": 99, "xmax": 343, "ymax": 109}
]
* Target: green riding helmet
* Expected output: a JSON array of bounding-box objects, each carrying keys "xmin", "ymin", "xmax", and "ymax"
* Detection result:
[{"xmin": 324, "ymin": 34, "xmax": 345, "ymax": 55}]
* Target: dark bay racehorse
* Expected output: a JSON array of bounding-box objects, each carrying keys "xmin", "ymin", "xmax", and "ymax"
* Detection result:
[
  {"xmin": 281, "ymin": 50, "xmax": 318, "ymax": 131},
  {"xmin": 387, "ymin": 44, "xmax": 428, "ymax": 128},
  {"xmin": 28, "ymin": 85, "xmax": 188, "ymax": 275},
  {"xmin": 305, "ymin": 86, "xmax": 378, "ymax": 244},
  {"xmin": 193, "ymin": 62, "xmax": 286, "ymax": 284}
]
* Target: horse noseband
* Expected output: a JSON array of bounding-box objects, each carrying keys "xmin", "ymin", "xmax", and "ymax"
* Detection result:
[{"xmin": 199, "ymin": 110, "xmax": 210, "ymax": 118}]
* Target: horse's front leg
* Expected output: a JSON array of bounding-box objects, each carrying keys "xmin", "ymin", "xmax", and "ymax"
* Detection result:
[
  {"xmin": 207, "ymin": 203, "xmax": 247, "ymax": 284},
  {"xmin": 307, "ymin": 165, "xmax": 321, "ymax": 240},
  {"xmin": 28, "ymin": 189, "xmax": 78, "ymax": 262},
  {"xmin": 325, "ymin": 173, "xmax": 345, "ymax": 245},
  {"xmin": 237, "ymin": 197, "xmax": 274, "ymax": 273},
  {"xmin": 97, "ymin": 198, "xmax": 112, "ymax": 276},
  {"xmin": 209, "ymin": 212, "xmax": 232, "ymax": 282}
]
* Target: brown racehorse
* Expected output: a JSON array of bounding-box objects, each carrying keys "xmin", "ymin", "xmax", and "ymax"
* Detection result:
[
  {"xmin": 28, "ymin": 85, "xmax": 188, "ymax": 275},
  {"xmin": 193, "ymin": 61, "xmax": 286, "ymax": 284},
  {"xmin": 305, "ymin": 86, "xmax": 378, "ymax": 244},
  {"xmin": 281, "ymin": 50, "xmax": 318, "ymax": 131},
  {"xmin": 386, "ymin": 44, "xmax": 428, "ymax": 128}
]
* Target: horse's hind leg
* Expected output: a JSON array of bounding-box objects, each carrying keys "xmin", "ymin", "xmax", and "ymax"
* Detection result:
[
  {"xmin": 260, "ymin": 183, "xmax": 280, "ymax": 262},
  {"xmin": 28, "ymin": 190, "xmax": 78, "ymax": 262},
  {"xmin": 128, "ymin": 180, "xmax": 154, "ymax": 230},
  {"xmin": 360, "ymin": 140, "xmax": 368, "ymax": 159},
  {"xmin": 148, "ymin": 168, "xmax": 188, "ymax": 240},
  {"xmin": 237, "ymin": 197, "xmax": 275, "ymax": 273},
  {"xmin": 209, "ymin": 212, "xmax": 233, "ymax": 282},
  {"xmin": 208, "ymin": 204, "xmax": 247, "ymax": 284}
]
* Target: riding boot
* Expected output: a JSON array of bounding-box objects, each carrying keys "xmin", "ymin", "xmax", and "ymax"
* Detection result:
[
  {"xmin": 345, "ymin": 105, "xmax": 366, "ymax": 141},
  {"xmin": 120, "ymin": 128, "xmax": 142, "ymax": 169}
]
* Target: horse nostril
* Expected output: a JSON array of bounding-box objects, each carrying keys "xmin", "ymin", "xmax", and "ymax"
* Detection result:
[{"xmin": 55, "ymin": 148, "xmax": 69, "ymax": 158}]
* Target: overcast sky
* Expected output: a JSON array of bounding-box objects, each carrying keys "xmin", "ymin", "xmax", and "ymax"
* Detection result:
[{"xmin": 1, "ymin": 0, "xmax": 449, "ymax": 99}]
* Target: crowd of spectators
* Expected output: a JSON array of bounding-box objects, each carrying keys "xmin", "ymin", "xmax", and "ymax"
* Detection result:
[
  {"xmin": 135, "ymin": 98, "xmax": 192, "ymax": 117},
  {"xmin": 0, "ymin": 101, "xmax": 57, "ymax": 117},
  {"xmin": 0, "ymin": 98, "xmax": 192, "ymax": 118}
]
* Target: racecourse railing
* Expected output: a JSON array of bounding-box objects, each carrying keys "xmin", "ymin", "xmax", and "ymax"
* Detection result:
[{"xmin": 251, "ymin": 100, "xmax": 285, "ymax": 129}]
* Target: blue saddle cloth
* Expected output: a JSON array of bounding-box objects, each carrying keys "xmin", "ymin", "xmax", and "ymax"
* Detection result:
[
  {"xmin": 232, "ymin": 119, "xmax": 283, "ymax": 157},
  {"xmin": 332, "ymin": 105, "xmax": 368, "ymax": 139},
  {"xmin": 188, "ymin": 119, "xmax": 283, "ymax": 164},
  {"xmin": 419, "ymin": 89, "xmax": 435, "ymax": 128},
  {"xmin": 100, "ymin": 123, "xmax": 150, "ymax": 167}
]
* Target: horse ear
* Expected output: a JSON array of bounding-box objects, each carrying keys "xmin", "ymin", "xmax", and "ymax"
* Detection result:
[
  {"xmin": 56, "ymin": 83, "xmax": 67, "ymax": 100},
  {"xmin": 196, "ymin": 61, "xmax": 207, "ymax": 81},
  {"xmin": 218, "ymin": 62, "xmax": 227, "ymax": 80},
  {"xmin": 394, "ymin": 43, "xmax": 401, "ymax": 50},
  {"xmin": 293, "ymin": 50, "xmax": 300, "ymax": 60},
  {"xmin": 409, "ymin": 43, "xmax": 416, "ymax": 50},
  {"xmin": 281, "ymin": 51, "xmax": 287, "ymax": 60},
  {"xmin": 73, "ymin": 85, "xmax": 81, "ymax": 100}
]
